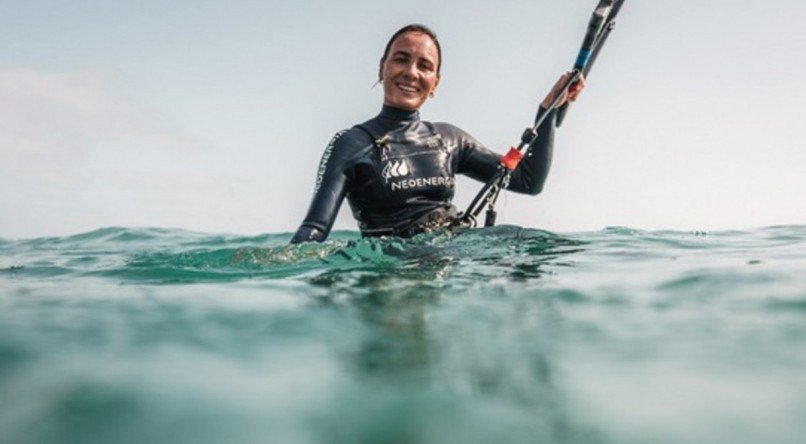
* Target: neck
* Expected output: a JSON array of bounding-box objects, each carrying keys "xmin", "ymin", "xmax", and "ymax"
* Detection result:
[{"xmin": 380, "ymin": 104, "xmax": 420, "ymax": 122}]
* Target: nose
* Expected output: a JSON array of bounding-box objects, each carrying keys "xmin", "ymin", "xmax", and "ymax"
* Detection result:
[{"xmin": 403, "ymin": 61, "xmax": 419, "ymax": 79}]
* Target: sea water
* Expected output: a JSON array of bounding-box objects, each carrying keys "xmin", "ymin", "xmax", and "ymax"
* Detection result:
[{"xmin": 1, "ymin": 225, "xmax": 805, "ymax": 444}]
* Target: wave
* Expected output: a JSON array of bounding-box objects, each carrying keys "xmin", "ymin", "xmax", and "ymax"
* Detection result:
[
  {"xmin": 0, "ymin": 226, "xmax": 584, "ymax": 284},
  {"xmin": 3, "ymin": 225, "xmax": 805, "ymax": 287}
]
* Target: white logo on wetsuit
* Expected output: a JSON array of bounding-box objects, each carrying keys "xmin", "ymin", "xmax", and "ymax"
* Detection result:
[
  {"xmin": 382, "ymin": 159, "xmax": 411, "ymax": 180},
  {"xmin": 390, "ymin": 176, "xmax": 455, "ymax": 191},
  {"xmin": 382, "ymin": 157, "xmax": 455, "ymax": 192},
  {"xmin": 314, "ymin": 130, "xmax": 347, "ymax": 193}
]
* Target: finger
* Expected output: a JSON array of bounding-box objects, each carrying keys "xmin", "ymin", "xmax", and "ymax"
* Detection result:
[
  {"xmin": 568, "ymin": 87, "xmax": 581, "ymax": 102},
  {"xmin": 569, "ymin": 79, "xmax": 585, "ymax": 96}
]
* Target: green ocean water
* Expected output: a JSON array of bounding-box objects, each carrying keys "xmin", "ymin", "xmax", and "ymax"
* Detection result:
[{"xmin": 1, "ymin": 225, "xmax": 805, "ymax": 444}]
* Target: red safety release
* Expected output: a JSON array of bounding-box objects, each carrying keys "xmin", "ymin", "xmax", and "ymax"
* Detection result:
[{"xmin": 501, "ymin": 147, "xmax": 523, "ymax": 171}]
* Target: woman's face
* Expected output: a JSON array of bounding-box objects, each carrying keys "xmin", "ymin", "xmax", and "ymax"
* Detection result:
[{"xmin": 379, "ymin": 32, "xmax": 441, "ymax": 111}]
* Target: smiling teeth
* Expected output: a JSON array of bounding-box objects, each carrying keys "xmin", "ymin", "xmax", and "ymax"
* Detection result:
[{"xmin": 398, "ymin": 84, "xmax": 418, "ymax": 92}]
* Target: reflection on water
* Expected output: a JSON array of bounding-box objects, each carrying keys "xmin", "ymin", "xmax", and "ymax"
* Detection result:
[
  {"xmin": 300, "ymin": 230, "xmax": 601, "ymax": 443},
  {"xmin": 311, "ymin": 245, "xmax": 453, "ymax": 383}
]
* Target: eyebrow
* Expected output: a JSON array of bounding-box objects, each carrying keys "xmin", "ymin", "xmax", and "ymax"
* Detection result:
[{"xmin": 390, "ymin": 50, "xmax": 411, "ymax": 58}]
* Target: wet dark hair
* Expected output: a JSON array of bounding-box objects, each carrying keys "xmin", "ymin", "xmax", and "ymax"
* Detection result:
[{"xmin": 381, "ymin": 24, "xmax": 442, "ymax": 74}]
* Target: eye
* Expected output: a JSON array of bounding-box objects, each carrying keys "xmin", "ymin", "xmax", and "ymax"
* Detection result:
[{"xmin": 418, "ymin": 60, "xmax": 435, "ymax": 72}]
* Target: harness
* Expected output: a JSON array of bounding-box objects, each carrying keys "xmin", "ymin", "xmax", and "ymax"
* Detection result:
[{"xmin": 353, "ymin": 123, "xmax": 465, "ymax": 238}]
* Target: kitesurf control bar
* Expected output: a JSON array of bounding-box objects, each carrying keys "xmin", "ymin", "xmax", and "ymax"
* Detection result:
[
  {"xmin": 557, "ymin": 0, "xmax": 625, "ymax": 126},
  {"xmin": 456, "ymin": 0, "xmax": 624, "ymax": 228}
]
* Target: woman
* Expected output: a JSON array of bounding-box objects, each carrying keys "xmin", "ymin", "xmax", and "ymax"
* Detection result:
[{"xmin": 291, "ymin": 24, "xmax": 583, "ymax": 244}]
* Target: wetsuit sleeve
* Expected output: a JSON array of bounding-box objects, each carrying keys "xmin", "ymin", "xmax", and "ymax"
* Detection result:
[
  {"xmin": 509, "ymin": 106, "xmax": 556, "ymax": 194},
  {"xmin": 290, "ymin": 131, "xmax": 350, "ymax": 244},
  {"xmin": 454, "ymin": 106, "xmax": 556, "ymax": 195}
]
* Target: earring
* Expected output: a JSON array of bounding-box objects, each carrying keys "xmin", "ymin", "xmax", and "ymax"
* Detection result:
[
  {"xmin": 372, "ymin": 79, "xmax": 382, "ymax": 90},
  {"xmin": 429, "ymin": 91, "xmax": 435, "ymax": 98}
]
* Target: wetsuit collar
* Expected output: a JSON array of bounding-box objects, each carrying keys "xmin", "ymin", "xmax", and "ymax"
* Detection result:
[{"xmin": 379, "ymin": 105, "xmax": 420, "ymax": 123}]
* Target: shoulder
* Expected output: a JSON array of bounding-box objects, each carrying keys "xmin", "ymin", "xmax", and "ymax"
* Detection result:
[
  {"xmin": 327, "ymin": 126, "xmax": 369, "ymax": 149},
  {"xmin": 428, "ymin": 121, "xmax": 483, "ymax": 149},
  {"xmin": 429, "ymin": 121, "xmax": 471, "ymax": 138},
  {"xmin": 321, "ymin": 126, "xmax": 374, "ymax": 158}
]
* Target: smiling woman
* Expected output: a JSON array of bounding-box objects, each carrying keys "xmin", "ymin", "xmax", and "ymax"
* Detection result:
[
  {"xmin": 290, "ymin": 24, "xmax": 584, "ymax": 243},
  {"xmin": 379, "ymin": 25, "xmax": 441, "ymax": 111}
]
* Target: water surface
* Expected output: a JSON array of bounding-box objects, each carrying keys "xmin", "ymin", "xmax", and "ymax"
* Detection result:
[{"xmin": 2, "ymin": 225, "xmax": 805, "ymax": 444}]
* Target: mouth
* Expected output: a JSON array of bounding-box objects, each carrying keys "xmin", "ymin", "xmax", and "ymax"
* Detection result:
[{"xmin": 395, "ymin": 83, "xmax": 420, "ymax": 94}]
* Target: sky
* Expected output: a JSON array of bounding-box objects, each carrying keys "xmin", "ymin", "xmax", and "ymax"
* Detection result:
[{"xmin": 2, "ymin": 0, "xmax": 805, "ymax": 239}]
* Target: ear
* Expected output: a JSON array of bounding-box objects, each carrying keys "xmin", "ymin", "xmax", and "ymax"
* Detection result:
[{"xmin": 378, "ymin": 59, "xmax": 385, "ymax": 82}]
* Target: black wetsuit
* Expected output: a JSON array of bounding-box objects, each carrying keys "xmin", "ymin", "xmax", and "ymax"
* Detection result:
[{"xmin": 290, "ymin": 105, "xmax": 556, "ymax": 243}]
